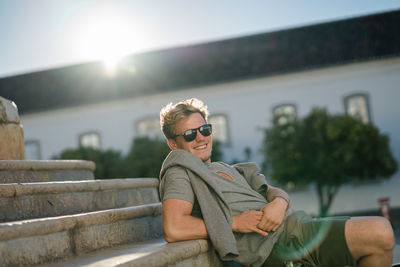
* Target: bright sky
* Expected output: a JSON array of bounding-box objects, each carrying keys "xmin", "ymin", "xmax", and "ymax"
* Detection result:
[{"xmin": 0, "ymin": 0, "xmax": 399, "ymax": 78}]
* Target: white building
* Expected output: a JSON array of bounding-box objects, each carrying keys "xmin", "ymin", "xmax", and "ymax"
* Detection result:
[{"xmin": 1, "ymin": 10, "xmax": 399, "ymax": 216}]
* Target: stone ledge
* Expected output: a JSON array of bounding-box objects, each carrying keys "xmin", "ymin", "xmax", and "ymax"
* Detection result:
[
  {"xmin": 0, "ymin": 178, "xmax": 160, "ymax": 222},
  {"xmin": 0, "ymin": 204, "xmax": 163, "ymax": 266},
  {"xmin": 0, "ymin": 178, "xmax": 158, "ymax": 197},
  {"xmin": 125, "ymin": 239, "xmax": 223, "ymax": 267},
  {"xmin": 0, "ymin": 160, "xmax": 96, "ymax": 183},
  {"xmin": 0, "ymin": 203, "xmax": 161, "ymax": 241},
  {"xmin": 0, "ymin": 160, "xmax": 96, "ymax": 171},
  {"xmin": 51, "ymin": 238, "xmax": 223, "ymax": 267}
]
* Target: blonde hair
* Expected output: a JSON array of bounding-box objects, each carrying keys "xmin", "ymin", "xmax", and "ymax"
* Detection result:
[{"xmin": 160, "ymin": 98, "xmax": 209, "ymax": 139}]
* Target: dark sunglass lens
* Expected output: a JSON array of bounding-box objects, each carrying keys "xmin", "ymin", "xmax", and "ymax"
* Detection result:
[
  {"xmin": 183, "ymin": 129, "xmax": 197, "ymax": 142},
  {"xmin": 200, "ymin": 124, "xmax": 212, "ymax": 136}
]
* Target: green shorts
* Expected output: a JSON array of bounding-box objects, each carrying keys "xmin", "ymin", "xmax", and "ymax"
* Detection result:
[{"xmin": 263, "ymin": 211, "xmax": 356, "ymax": 267}]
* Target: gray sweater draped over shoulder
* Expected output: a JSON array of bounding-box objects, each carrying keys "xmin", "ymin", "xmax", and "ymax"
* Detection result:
[{"xmin": 159, "ymin": 149, "xmax": 272, "ymax": 262}]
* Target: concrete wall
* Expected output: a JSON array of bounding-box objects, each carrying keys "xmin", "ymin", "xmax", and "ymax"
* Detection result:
[{"xmin": 20, "ymin": 56, "xmax": 400, "ymax": 214}]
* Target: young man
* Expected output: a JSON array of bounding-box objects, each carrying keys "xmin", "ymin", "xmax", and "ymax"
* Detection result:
[{"xmin": 159, "ymin": 98, "xmax": 395, "ymax": 267}]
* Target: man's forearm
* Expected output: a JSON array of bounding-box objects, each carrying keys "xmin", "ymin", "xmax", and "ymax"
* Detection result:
[
  {"xmin": 162, "ymin": 199, "xmax": 209, "ymax": 242},
  {"xmin": 266, "ymin": 185, "xmax": 290, "ymax": 209},
  {"xmin": 256, "ymin": 186, "xmax": 290, "ymax": 232},
  {"xmin": 163, "ymin": 214, "xmax": 209, "ymax": 242}
]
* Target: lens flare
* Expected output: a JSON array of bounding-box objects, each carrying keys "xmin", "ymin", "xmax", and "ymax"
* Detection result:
[{"xmin": 77, "ymin": 11, "xmax": 145, "ymax": 77}]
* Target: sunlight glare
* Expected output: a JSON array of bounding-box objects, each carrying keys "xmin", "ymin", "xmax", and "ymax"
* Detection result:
[
  {"xmin": 79, "ymin": 13, "xmax": 144, "ymax": 77},
  {"xmin": 103, "ymin": 57, "xmax": 120, "ymax": 77}
]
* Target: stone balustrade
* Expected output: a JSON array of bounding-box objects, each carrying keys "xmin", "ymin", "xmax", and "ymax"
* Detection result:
[
  {"xmin": 0, "ymin": 178, "xmax": 159, "ymax": 222},
  {"xmin": 0, "ymin": 203, "xmax": 162, "ymax": 266},
  {"xmin": 0, "ymin": 160, "xmax": 95, "ymax": 183}
]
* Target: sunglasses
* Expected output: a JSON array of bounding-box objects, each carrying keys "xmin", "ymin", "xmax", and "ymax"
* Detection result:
[{"xmin": 174, "ymin": 124, "xmax": 212, "ymax": 142}]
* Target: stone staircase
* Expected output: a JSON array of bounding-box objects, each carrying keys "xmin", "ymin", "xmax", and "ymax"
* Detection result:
[
  {"xmin": 0, "ymin": 161, "xmax": 223, "ymax": 266},
  {"xmin": 0, "ymin": 97, "xmax": 222, "ymax": 266}
]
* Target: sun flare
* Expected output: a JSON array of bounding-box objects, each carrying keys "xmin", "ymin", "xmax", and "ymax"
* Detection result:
[{"xmin": 78, "ymin": 13, "xmax": 144, "ymax": 76}]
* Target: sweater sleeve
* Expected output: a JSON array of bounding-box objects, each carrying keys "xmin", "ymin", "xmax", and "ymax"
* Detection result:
[{"xmin": 232, "ymin": 162, "xmax": 269, "ymax": 197}]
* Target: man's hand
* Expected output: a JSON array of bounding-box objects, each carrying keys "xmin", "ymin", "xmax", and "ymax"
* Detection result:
[
  {"xmin": 257, "ymin": 198, "xmax": 287, "ymax": 232},
  {"xmin": 232, "ymin": 210, "xmax": 268, "ymax": 237}
]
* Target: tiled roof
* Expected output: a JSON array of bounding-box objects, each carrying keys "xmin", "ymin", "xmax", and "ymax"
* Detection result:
[{"xmin": 1, "ymin": 9, "xmax": 399, "ymax": 114}]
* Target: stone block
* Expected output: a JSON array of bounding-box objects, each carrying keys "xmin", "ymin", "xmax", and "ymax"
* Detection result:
[
  {"xmin": 0, "ymin": 203, "xmax": 162, "ymax": 265},
  {"xmin": 0, "ymin": 191, "xmax": 97, "ymax": 222},
  {"xmin": 171, "ymin": 250, "xmax": 224, "ymax": 267},
  {"xmin": 0, "ymin": 231, "xmax": 73, "ymax": 266},
  {"xmin": 0, "ymin": 97, "xmax": 25, "ymax": 160},
  {"xmin": 0, "ymin": 160, "xmax": 95, "ymax": 183},
  {"xmin": 0, "ymin": 178, "xmax": 159, "ymax": 222},
  {"xmin": 0, "ymin": 97, "xmax": 19, "ymax": 123},
  {"xmin": 111, "ymin": 239, "xmax": 223, "ymax": 267},
  {"xmin": 74, "ymin": 216, "xmax": 162, "ymax": 255},
  {"xmin": 0, "ymin": 124, "xmax": 25, "ymax": 160},
  {"xmin": 139, "ymin": 187, "xmax": 160, "ymax": 204},
  {"xmin": 50, "ymin": 238, "xmax": 223, "ymax": 267}
]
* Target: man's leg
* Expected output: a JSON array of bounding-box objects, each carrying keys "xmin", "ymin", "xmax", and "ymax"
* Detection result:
[
  {"xmin": 345, "ymin": 216, "xmax": 395, "ymax": 267},
  {"xmin": 264, "ymin": 211, "xmax": 356, "ymax": 266}
]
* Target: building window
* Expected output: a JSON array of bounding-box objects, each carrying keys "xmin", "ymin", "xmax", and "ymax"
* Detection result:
[
  {"xmin": 272, "ymin": 104, "xmax": 297, "ymax": 125},
  {"xmin": 136, "ymin": 117, "xmax": 162, "ymax": 139},
  {"xmin": 209, "ymin": 114, "xmax": 230, "ymax": 144},
  {"xmin": 344, "ymin": 94, "xmax": 371, "ymax": 123},
  {"xmin": 79, "ymin": 132, "xmax": 101, "ymax": 149},
  {"xmin": 25, "ymin": 140, "xmax": 41, "ymax": 160}
]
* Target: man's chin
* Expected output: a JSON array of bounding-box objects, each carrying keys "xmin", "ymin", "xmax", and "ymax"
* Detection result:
[
  {"xmin": 202, "ymin": 156, "xmax": 211, "ymax": 163},
  {"xmin": 199, "ymin": 153, "xmax": 211, "ymax": 163},
  {"xmin": 192, "ymin": 151, "xmax": 209, "ymax": 162}
]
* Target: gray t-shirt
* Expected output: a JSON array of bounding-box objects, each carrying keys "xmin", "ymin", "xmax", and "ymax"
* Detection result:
[
  {"xmin": 161, "ymin": 159, "xmax": 285, "ymax": 266},
  {"xmin": 162, "ymin": 162, "xmax": 268, "ymax": 217}
]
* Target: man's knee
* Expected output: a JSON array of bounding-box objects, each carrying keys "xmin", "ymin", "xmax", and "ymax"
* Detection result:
[
  {"xmin": 374, "ymin": 217, "xmax": 395, "ymax": 251},
  {"xmin": 346, "ymin": 217, "xmax": 395, "ymax": 251}
]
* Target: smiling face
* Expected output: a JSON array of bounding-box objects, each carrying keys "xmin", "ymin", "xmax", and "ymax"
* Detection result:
[{"xmin": 167, "ymin": 112, "xmax": 213, "ymax": 163}]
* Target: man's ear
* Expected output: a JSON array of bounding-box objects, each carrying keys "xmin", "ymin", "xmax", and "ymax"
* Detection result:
[{"xmin": 167, "ymin": 139, "xmax": 178, "ymax": 150}]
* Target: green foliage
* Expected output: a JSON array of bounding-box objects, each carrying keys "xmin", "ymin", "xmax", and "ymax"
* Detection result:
[
  {"xmin": 263, "ymin": 108, "xmax": 398, "ymax": 216},
  {"xmin": 121, "ymin": 136, "xmax": 170, "ymax": 178},
  {"xmin": 54, "ymin": 147, "xmax": 124, "ymax": 179},
  {"xmin": 211, "ymin": 140, "xmax": 223, "ymax": 162},
  {"xmin": 55, "ymin": 136, "xmax": 224, "ymax": 179}
]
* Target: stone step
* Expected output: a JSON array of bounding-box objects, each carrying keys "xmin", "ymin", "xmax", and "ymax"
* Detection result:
[
  {"xmin": 0, "ymin": 203, "xmax": 162, "ymax": 266},
  {"xmin": 0, "ymin": 160, "xmax": 95, "ymax": 183},
  {"xmin": 49, "ymin": 238, "xmax": 223, "ymax": 267},
  {"xmin": 0, "ymin": 178, "xmax": 159, "ymax": 222}
]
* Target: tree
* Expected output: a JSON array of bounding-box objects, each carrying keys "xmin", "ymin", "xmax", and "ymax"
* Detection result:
[
  {"xmin": 263, "ymin": 108, "xmax": 398, "ymax": 216},
  {"xmin": 122, "ymin": 136, "xmax": 171, "ymax": 178},
  {"xmin": 54, "ymin": 147, "xmax": 124, "ymax": 179},
  {"xmin": 122, "ymin": 137, "xmax": 224, "ymax": 177},
  {"xmin": 55, "ymin": 136, "xmax": 224, "ymax": 179},
  {"xmin": 54, "ymin": 138, "xmax": 169, "ymax": 179},
  {"xmin": 211, "ymin": 140, "xmax": 223, "ymax": 162}
]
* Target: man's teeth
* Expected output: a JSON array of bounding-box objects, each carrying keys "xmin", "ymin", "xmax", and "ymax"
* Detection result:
[{"xmin": 196, "ymin": 145, "xmax": 207, "ymax": 149}]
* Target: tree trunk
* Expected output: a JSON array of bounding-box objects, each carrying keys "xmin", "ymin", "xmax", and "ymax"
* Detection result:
[{"xmin": 316, "ymin": 182, "xmax": 339, "ymax": 217}]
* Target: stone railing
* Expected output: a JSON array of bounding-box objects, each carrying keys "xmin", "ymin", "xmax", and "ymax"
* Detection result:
[
  {"xmin": 0, "ymin": 160, "xmax": 96, "ymax": 183},
  {"xmin": 0, "ymin": 178, "xmax": 159, "ymax": 222},
  {"xmin": 0, "ymin": 204, "xmax": 162, "ymax": 265}
]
